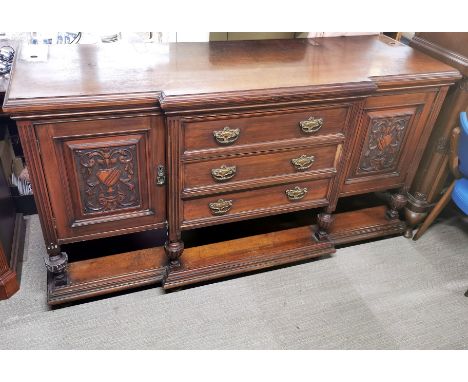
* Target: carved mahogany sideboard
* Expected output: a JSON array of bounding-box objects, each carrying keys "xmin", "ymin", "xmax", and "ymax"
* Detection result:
[
  {"xmin": 2, "ymin": 35, "xmax": 460, "ymax": 304},
  {"xmin": 405, "ymin": 33, "xmax": 468, "ymax": 236}
]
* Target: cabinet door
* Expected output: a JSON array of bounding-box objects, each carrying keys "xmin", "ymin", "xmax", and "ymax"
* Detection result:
[
  {"xmin": 341, "ymin": 91, "xmax": 437, "ymax": 196},
  {"xmin": 35, "ymin": 115, "xmax": 166, "ymax": 242}
]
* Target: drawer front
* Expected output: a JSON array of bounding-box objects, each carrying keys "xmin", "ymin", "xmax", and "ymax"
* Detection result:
[
  {"xmin": 183, "ymin": 105, "xmax": 349, "ymax": 153},
  {"xmin": 183, "ymin": 143, "xmax": 340, "ymax": 190},
  {"xmin": 182, "ymin": 178, "xmax": 331, "ymax": 225},
  {"xmin": 35, "ymin": 115, "xmax": 166, "ymax": 242}
]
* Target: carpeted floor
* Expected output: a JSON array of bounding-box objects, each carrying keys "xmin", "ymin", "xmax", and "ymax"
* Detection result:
[{"xmin": 1, "ymin": 208, "xmax": 468, "ymax": 349}]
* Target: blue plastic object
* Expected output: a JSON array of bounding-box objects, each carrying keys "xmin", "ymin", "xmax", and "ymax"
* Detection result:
[
  {"xmin": 452, "ymin": 112, "xmax": 468, "ymax": 215},
  {"xmin": 453, "ymin": 178, "xmax": 468, "ymax": 215},
  {"xmin": 458, "ymin": 111, "xmax": 468, "ymax": 178}
]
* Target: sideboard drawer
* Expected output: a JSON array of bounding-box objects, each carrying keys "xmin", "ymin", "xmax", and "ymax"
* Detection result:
[
  {"xmin": 182, "ymin": 178, "xmax": 331, "ymax": 226},
  {"xmin": 183, "ymin": 143, "xmax": 340, "ymax": 190},
  {"xmin": 182, "ymin": 105, "xmax": 350, "ymax": 153}
]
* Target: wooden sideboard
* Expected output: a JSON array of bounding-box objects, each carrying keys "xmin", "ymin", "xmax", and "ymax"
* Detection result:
[
  {"xmin": 405, "ymin": 33, "xmax": 468, "ymax": 235},
  {"xmin": 3, "ymin": 35, "xmax": 460, "ymax": 304}
]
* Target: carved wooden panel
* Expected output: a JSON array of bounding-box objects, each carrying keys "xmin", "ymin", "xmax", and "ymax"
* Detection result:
[
  {"xmin": 74, "ymin": 144, "xmax": 140, "ymax": 214},
  {"xmin": 340, "ymin": 91, "xmax": 442, "ymax": 198},
  {"xmin": 35, "ymin": 115, "xmax": 167, "ymax": 242},
  {"xmin": 357, "ymin": 114, "xmax": 412, "ymax": 174}
]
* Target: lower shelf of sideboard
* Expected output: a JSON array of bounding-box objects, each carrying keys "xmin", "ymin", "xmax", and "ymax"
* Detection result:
[
  {"xmin": 329, "ymin": 205, "xmax": 407, "ymax": 245},
  {"xmin": 164, "ymin": 225, "xmax": 335, "ymax": 289},
  {"xmin": 164, "ymin": 205, "xmax": 406, "ymax": 289},
  {"xmin": 47, "ymin": 205, "xmax": 406, "ymax": 305},
  {"xmin": 47, "ymin": 247, "xmax": 167, "ymax": 305}
]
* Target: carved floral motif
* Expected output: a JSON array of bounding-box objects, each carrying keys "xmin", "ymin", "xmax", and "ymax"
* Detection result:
[
  {"xmin": 75, "ymin": 145, "xmax": 140, "ymax": 213},
  {"xmin": 358, "ymin": 115, "xmax": 412, "ymax": 173}
]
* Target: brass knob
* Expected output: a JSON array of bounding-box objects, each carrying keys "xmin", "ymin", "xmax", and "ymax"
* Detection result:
[
  {"xmin": 208, "ymin": 199, "xmax": 233, "ymax": 215},
  {"xmin": 291, "ymin": 154, "xmax": 315, "ymax": 171},
  {"xmin": 211, "ymin": 165, "xmax": 237, "ymax": 182},
  {"xmin": 299, "ymin": 117, "xmax": 323, "ymax": 134},
  {"xmin": 285, "ymin": 186, "xmax": 308, "ymax": 201},
  {"xmin": 213, "ymin": 126, "xmax": 240, "ymax": 145}
]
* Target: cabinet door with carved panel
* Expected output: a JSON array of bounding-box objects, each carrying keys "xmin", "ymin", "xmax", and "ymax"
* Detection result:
[
  {"xmin": 35, "ymin": 114, "xmax": 166, "ymax": 243},
  {"xmin": 341, "ymin": 91, "xmax": 439, "ymax": 196}
]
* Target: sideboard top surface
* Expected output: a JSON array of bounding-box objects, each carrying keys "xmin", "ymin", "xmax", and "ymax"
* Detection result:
[{"xmin": 3, "ymin": 35, "xmax": 460, "ymax": 114}]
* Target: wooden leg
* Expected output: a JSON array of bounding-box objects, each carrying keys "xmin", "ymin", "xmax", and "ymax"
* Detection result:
[
  {"xmin": 164, "ymin": 240, "xmax": 184, "ymax": 267},
  {"xmin": 165, "ymin": 226, "xmax": 184, "ymax": 267},
  {"xmin": 386, "ymin": 190, "xmax": 408, "ymax": 220},
  {"xmin": 413, "ymin": 181, "xmax": 455, "ymax": 241},
  {"xmin": 315, "ymin": 211, "xmax": 334, "ymax": 241},
  {"xmin": 403, "ymin": 192, "xmax": 429, "ymax": 239},
  {"xmin": 44, "ymin": 248, "xmax": 68, "ymax": 287}
]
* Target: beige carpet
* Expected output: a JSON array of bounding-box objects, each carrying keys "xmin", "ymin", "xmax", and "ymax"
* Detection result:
[{"xmin": 1, "ymin": 209, "xmax": 468, "ymax": 349}]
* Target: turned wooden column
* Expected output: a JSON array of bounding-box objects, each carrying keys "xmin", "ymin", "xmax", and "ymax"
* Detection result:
[
  {"xmin": 315, "ymin": 207, "xmax": 335, "ymax": 241},
  {"xmin": 386, "ymin": 189, "xmax": 408, "ymax": 220},
  {"xmin": 165, "ymin": 118, "xmax": 184, "ymax": 267},
  {"xmin": 374, "ymin": 187, "xmax": 408, "ymax": 223}
]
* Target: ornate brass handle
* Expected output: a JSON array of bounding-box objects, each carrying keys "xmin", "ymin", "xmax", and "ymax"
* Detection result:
[
  {"xmin": 299, "ymin": 117, "xmax": 323, "ymax": 134},
  {"xmin": 211, "ymin": 165, "xmax": 237, "ymax": 182},
  {"xmin": 291, "ymin": 154, "xmax": 315, "ymax": 171},
  {"xmin": 285, "ymin": 186, "xmax": 308, "ymax": 201},
  {"xmin": 213, "ymin": 126, "xmax": 240, "ymax": 145},
  {"xmin": 208, "ymin": 199, "xmax": 233, "ymax": 215}
]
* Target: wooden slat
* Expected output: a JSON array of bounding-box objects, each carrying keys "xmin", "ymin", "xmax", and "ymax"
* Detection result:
[
  {"xmin": 329, "ymin": 205, "xmax": 406, "ymax": 245},
  {"xmin": 181, "ymin": 225, "xmax": 319, "ymax": 269},
  {"xmin": 164, "ymin": 226, "xmax": 334, "ymax": 289},
  {"xmin": 68, "ymin": 247, "xmax": 166, "ymax": 283}
]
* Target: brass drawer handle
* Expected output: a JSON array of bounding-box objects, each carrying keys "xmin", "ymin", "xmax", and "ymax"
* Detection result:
[
  {"xmin": 211, "ymin": 165, "xmax": 237, "ymax": 182},
  {"xmin": 299, "ymin": 117, "xmax": 323, "ymax": 134},
  {"xmin": 291, "ymin": 154, "xmax": 315, "ymax": 171},
  {"xmin": 285, "ymin": 186, "xmax": 308, "ymax": 201},
  {"xmin": 213, "ymin": 126, "xmax": 240, "ymax": 145},
  {"xmin": 208, "ymin": 199, "xmax": 233, "ymax": 215}
]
